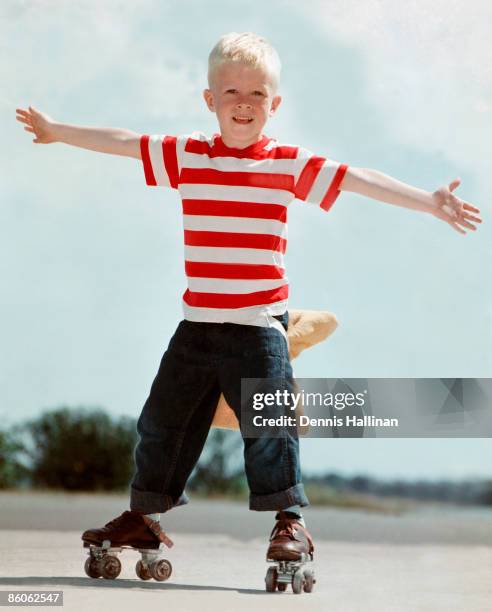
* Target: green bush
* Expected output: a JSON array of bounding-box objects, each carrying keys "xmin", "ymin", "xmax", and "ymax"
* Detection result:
[
  {"xmin": 0, "ymin": 428, "xmax": 28, "ymax": 488},
  {"xmin": 480, "ymin": 481, "xmax": 492, "ymax": 505},
  {"xmin": 22, "ymin": 407, "xmax": 137, "ymax": 491}
]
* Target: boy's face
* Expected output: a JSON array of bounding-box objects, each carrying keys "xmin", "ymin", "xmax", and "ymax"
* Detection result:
[{"xmin": 203, "ymin": 61, "xmax": 282, "ymax": 149}]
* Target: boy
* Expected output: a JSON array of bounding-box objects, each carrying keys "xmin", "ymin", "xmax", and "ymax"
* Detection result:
[{"xmin": 16, "ymin": 31, "xmax": 481, "ymax": 587}]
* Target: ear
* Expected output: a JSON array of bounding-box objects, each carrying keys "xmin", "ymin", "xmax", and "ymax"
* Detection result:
[
  {"xmin": 269, "ymin": 94, "xmax": 282, "ymax": 117},
  {"xmin": 203, "ymin": 88, "xmax": 215, "ymax": 112}
]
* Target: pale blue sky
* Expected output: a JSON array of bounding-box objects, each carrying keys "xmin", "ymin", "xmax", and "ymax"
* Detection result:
[{"xmin": 1, "ymin": 1, "xmax": 491, "ymax": 480}]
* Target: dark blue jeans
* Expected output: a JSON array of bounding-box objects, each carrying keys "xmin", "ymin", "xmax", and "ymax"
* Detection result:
[{"xmin": 130, "ymin": 312, "xmax": 309, "ymax": 513}]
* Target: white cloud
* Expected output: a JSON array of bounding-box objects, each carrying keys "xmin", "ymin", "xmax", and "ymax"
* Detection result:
[
  {"xmin": 1, "ymin": 0, "xmax": 204, "ymax": 120},
  {"xmin": 302, "ymin": 0, "xmax": 492, "ymax": 197},
  {"xmin": 1, "ymin": 0, "xmax": 208, "ymax": 204}
]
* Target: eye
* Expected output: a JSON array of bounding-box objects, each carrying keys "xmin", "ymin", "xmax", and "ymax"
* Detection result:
[
  {"xmin": 253, "ymin": 91, "xmax": 265, "ymax": 96},
  {"xmin": 226, "ymin": 89, "xmax": 237, "ymax": 94}
]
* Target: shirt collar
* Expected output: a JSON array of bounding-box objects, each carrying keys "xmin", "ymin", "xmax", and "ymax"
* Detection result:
[{"xmin": 212, "ymin": 133, "xmax": 271, "ymax": 157}]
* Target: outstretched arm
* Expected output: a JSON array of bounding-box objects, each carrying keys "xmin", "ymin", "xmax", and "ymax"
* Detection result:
[
  {"xmin": 16, "ymin": 106, "xmax": 141, "ymax": 159},
  {"xmin": 339, "ymin": 167, "xmax": 482, "ymax": 235}
]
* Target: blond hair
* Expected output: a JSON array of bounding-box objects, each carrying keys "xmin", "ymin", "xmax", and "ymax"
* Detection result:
[{"xmin": 208, "ymin": 32, "xmax": 281, "ymax": 92}]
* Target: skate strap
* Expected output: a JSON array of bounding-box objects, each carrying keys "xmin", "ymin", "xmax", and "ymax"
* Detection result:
[
  {"xmin": 271, "ymin": 511, "xmax": 314, "ymax": 554},
  {"xmin": 142, "ymin": 517, "xmax": 174, "ymax": 548}
]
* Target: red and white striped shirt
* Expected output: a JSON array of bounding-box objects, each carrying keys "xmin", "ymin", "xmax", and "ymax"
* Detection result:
[{"xmin": 140, "ymin": 132, "xmax": 348, "ymax": 329}]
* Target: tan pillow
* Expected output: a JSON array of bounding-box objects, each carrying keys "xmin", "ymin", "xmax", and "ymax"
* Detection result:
[
  {"xmin": 287, "ymin": 309, "xmax": 339, "ymax": 359},
  {"xmin": 211, "ymin": 310, "xmax": 338, "ymax": 430},
  {"xmin": 213, "ymin": 393, "xmax": 240, "ymax": 430}
]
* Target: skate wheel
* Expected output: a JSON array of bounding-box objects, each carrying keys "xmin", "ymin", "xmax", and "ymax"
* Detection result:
[
  {"xmin": 84, "ymin": 557, "xmax": 101, "ymax": 579},
  {"xmin": 149, "ymin": 559, "xmax": 172, "ymax": 582},
  {"xmin": 135, "ymin": 560, "xmax": 152, "ymax": 581},
  {"xmin": 277, "ymin": 582, "xmax": 287, "ymax": 592},
  {"xmin": 265, "ymin": 566, "xmax": 278, "ymax": 592},
  {"xmin": 303, "ymin": 568, "xmax": 315, "ymax": 593},
  {"xmin": 292, "ymin": 569, "xmax": 304, "ymax": 594},
  {"xmin": 101, "ymin": 555, "xmax": 122, "ymax": 579}
]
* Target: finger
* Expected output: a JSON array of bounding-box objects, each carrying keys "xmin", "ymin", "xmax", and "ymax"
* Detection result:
[
  {"xmin": 449, "ymin": 221, "xmax": 466, "ymax": 235},
  {"xmin": 462, "ymin": 202, "xmax": 481, "ymax": 213},
  {"xmin": 24, "ymin": 126, "xmax": 35, "ymax": 133},
  {"xmin": 457, "ymin": 218, "xmax": 477, "ymax": 231},
  {"xmin": 449, "ymin": 178, "xmax": 461, "ymax": 192},
  {"xmin": 17, "ymin": 114, "xmax": 31, "ymax": 124},
  {"xmin": 463, "ymin": 212, "xmax": 482, "ymax": 224},
  {"xmin": 16, "ymin": 108, "xmax": 30, "ymax": 116}
]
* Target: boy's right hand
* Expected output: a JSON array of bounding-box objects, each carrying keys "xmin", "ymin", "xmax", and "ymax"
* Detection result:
[
  {"xmin": 16, "ymin": 106, "xmax": 57, "ymax": 144},
  {"xmin": 15, "ymin": 106, "xmax": 142, "ymax": 158}
]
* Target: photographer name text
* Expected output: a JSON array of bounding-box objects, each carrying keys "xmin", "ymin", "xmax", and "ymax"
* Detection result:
[{"xmin": 252, "ymin": 414, "xmax": 399, "ymax": 427}]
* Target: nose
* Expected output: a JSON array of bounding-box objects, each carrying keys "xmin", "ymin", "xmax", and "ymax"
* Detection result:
[{"xmin": 235, "ymin": 99, "xmax": 252, "ymax": 110}]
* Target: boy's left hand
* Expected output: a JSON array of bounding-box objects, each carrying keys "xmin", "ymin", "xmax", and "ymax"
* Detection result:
[{"xmin": 431, "ymin": 179, "xmax": 482, "ymax": 235}]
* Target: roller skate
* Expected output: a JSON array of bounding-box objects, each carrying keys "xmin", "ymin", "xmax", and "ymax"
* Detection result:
[
  {"xmin": 81, "ymin": 510, "xmax": 174, "ymax": 581},
  {"xmin": 264, "ymin": 510, "xmax": 316, "ymax": 594}
]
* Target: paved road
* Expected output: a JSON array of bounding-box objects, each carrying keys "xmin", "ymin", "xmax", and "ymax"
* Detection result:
[
  {"xmin": 1, "ymin": 491, "xmax": 492, "ymax": 545},
  {"xmin": 0, "ymin": 493, "xmax": 491, "ymax": 611}
]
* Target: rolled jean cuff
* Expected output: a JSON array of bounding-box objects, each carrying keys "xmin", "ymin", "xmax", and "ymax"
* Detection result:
[
  {"xmin": 249, "ymin": 483, "xmax": 309, "ymax": 511},
  {"xmin": 130, "ymin": 487, "xmax": 190, "ymax": 513}
]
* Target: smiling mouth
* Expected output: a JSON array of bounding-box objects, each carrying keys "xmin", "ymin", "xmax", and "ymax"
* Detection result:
[{"xmin": 233, "ymin": 116, "xmax": 253, "ymax": 124}]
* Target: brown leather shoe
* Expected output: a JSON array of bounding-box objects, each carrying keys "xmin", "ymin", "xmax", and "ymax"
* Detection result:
[
  {"xmin": 266, "ymin": 511, "xmax": 314, "ymax": 561},
  {"xmin": 81, "ymin": 511, "xmax": 173, "ymax": 550}
]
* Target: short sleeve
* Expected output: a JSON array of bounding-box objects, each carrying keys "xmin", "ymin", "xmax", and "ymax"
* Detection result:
[
  {"xmin": 140, "ymin": 134, "xmax": 179, "ymax": 189},
  {"xmin": 293, "ymin": 146, "xmax": 348, "ymax": 212}
]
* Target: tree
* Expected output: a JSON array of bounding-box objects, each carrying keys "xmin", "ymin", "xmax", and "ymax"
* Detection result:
[
  {"xmin": 22, "ymin": 407, "xmax": 137, "ymax": 491},
  {"xmin": 0, "ymin": 428, "xmax": 28, "ymax": 488},
  {"xmin": 480, "ymin": 481, "xmax": 492, "ymax": 505}
]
